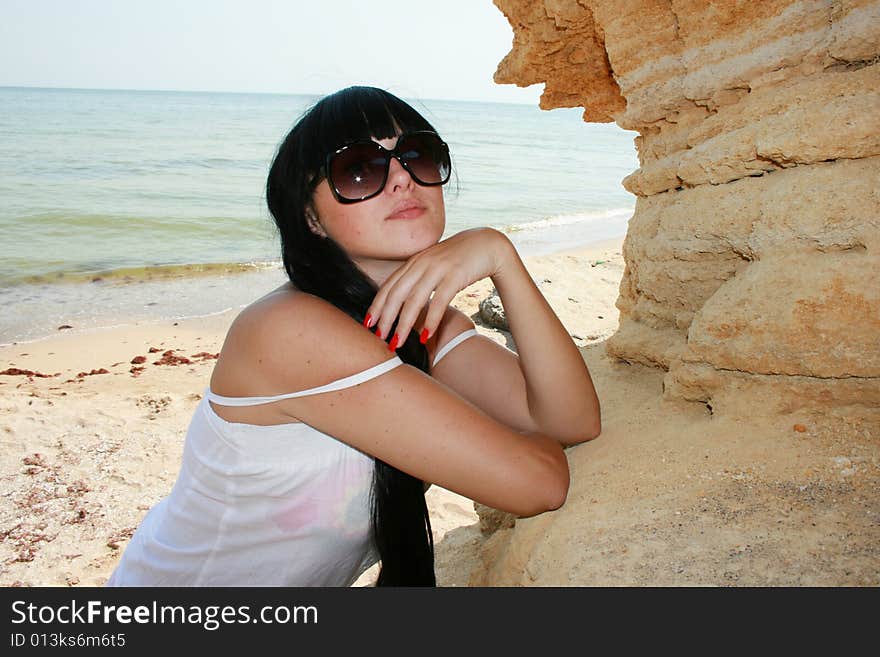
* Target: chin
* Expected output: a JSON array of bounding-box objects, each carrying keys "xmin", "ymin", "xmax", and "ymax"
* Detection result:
[
  {"xmin": 399, "ymin": 220, "xmax": 444, "ymax": 249},
  {"xmin": 415, "ymin": 227, "xmax": 445, "ymax": 252},
  {"xmin": 394, "ymin": 240, "xmax": 436, "ymax": 260}
]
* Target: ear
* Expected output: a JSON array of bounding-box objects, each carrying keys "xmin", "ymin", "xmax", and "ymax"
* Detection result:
[{"xmin": 305, "ymin": 207, "xmax": 327, "ymax": 238}]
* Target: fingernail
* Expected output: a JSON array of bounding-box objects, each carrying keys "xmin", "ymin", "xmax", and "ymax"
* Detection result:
[
  {"xmin": 388, "ymin": 333, "xmax": 399, "ymax": 351},
  {"xmin": 374, "ymin": 326, "xmax": 382, "ymax": 339},
  {"xmin": 363, "ymin": 313, "xmax": 372, "ymax": 328},
  {"xmin": 419, "ymin": 328, "xmax": 429, "ymax": 344}
]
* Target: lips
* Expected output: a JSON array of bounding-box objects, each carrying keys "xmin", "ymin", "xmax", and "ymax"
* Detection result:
[{"xmin": 386, "ymin": 200, "xmax": 426, "ymax": 220}]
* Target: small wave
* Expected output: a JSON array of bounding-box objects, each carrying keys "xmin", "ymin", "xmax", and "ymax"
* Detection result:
[
  {"xmin": 167, "ymin": 306, "xmax": 239, "ymax": 321},
  {"xmin": 8, "ymin": 260, "xmax": 281, "ymax": 287},
  {"xmin": 11, "ymin": 211, "xmax": 264, "ymax": 231},
  {"xmin": 501, "ymin": 207, "xmax": 634, "ymax": 234}
]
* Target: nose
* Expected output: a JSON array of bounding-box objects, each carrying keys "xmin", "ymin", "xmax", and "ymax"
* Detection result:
[{"xmin": 386, "ymin": 155, "xmax": 414, "ymax": 194}]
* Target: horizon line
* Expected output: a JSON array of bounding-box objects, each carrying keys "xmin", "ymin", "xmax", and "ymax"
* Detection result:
[{"xmin": 0, "ymin": 83, "xmax": 544, "ymax": 107}]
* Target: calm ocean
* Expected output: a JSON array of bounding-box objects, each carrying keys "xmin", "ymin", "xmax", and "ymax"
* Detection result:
[{"xmin": 0, "ymin": 86, "xmax": 638, "ymax": 343}]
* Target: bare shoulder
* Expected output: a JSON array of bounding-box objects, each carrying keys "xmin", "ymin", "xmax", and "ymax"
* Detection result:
[
  {"xmin": 212, "ymin": 285, "xmax": 392, "ymax": 397},
  {"xmin": 233, "ymin": 283, "xmax": 370, "ymax": 344}
]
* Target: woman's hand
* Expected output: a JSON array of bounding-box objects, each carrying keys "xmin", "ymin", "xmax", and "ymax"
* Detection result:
[{"xmin": 364, "ymin": 227, "xmax": 514, "ymax": 349}]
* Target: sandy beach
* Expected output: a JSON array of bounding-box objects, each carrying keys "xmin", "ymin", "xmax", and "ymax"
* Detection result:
[{"xmin": 0, "ymin": 236, "xmax": 626, "ymax": 587}]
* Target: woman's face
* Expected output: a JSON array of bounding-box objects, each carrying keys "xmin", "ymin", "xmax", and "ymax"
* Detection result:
[{"xmin": 309, "ymin": 134, "xmax": 446, "ymax": 263}]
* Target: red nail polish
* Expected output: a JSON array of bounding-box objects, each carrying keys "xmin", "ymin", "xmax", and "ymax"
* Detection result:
[
  {"xmin": 374, "ymin": 326, "xmax": 382, "ymax": 339},
  {"xmin": 419, "ymin": 328, "xmax": 429, "ymax": 344},
  {"xmin": 388, "ymin": 333, "xmax": 399, "ymax": 351},
  {"xmin": 363, "ymin": 313, "xmax": 372, "ymax": 328}
]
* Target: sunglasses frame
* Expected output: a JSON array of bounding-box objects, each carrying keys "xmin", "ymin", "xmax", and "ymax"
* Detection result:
[{"xmin": 319, "ymin": 130, "xmax": 451, "ymax": 204}]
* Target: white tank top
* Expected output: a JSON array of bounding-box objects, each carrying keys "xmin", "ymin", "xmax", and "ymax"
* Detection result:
[{"xmin": 104, "ymin": 329, "xmax": 479, "ymax": 587}]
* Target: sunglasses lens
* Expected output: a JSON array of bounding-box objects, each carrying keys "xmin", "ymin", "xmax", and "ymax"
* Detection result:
[
  {"xmin": 398, "ymin": 133, "xmax": 450, "ymax": 185},
  {"xmin": 325, "ymin": 132, "xmax": 451, "ymax": 202},
  {"xmin": 329, "ymin": 142, "xmax": 388, "ymax": 201}
]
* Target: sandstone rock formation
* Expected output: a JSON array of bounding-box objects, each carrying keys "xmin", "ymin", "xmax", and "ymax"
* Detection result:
[
  {"xmin": 479, "ymin": 0, "xmax": 880, "ymax": 585},
  {"xmin": 495, "ymin": 0, "xmax": 879, "ymax": 419}
]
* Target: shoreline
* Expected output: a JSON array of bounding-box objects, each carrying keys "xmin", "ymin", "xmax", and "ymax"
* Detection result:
[
  {"xmin": 1, "ymin": 232, "xmax": 628, "ymax": 348},
  {"xmin": 0, "ymin": 236, "xmax": 626, "ymax": 586}
]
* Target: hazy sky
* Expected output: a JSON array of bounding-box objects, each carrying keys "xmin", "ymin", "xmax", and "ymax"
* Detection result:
[{"xmin": 0, "ymin": 0, "xmax": 544, "ymax": 103}]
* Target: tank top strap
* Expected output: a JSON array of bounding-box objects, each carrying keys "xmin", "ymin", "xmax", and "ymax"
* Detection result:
[
  {"xmin": 432, "ymin": 328, "xmax": 480, "ymax": 367},
  {"xmin": 205, "ymin": 355, "xmax": 404, "ymax": 407}
]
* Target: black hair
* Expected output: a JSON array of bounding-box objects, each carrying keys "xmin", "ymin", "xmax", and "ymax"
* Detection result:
[{"xmin": 266, "ymin": 86, "xmax": 441, "ymax": 586}]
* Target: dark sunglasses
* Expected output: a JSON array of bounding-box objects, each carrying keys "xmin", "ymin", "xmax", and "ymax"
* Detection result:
[{"xmin": 318, "ymin": 130, "xmax": 451, "ymax": 204}]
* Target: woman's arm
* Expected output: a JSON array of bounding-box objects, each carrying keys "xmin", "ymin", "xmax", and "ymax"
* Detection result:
[
  {"xmin": 362, "ymin": 226, "xmax": 600, "ymax": 446},
  {"xmin": 488, "ymin": 234, "xmax": 601, "ymax": 444},
  {"xmin": 425, "ymin": 307, "xmax": 563, "ymax": 442}
]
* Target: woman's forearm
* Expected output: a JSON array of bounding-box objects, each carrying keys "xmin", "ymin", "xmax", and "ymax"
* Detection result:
[{"xmin": 490, "ymin": 233, "xmax": 601, "ymax": 445}]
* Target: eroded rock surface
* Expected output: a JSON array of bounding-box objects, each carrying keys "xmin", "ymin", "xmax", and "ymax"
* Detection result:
[
  {"xmin": 481, "ymin": 0, "xmax": 880, "ymax": 585},
  {"xmin": 495, "ymin": 0, "xmax": 879, "ymax": 419}
]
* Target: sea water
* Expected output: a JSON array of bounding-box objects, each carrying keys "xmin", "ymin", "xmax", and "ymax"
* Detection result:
[{"xmin": 0, "ymin": 87, "xmax": 638, "ymax": 343}]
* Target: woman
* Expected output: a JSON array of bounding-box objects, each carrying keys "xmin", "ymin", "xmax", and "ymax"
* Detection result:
[{"xmin": 106, "ymin": 86, "xmax": 601, "ymax": 587}]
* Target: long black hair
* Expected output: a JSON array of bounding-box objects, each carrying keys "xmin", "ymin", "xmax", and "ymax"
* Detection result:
[{"xmin": 266, "ymin": 86, "xmax": 442, "ymax": 586}]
